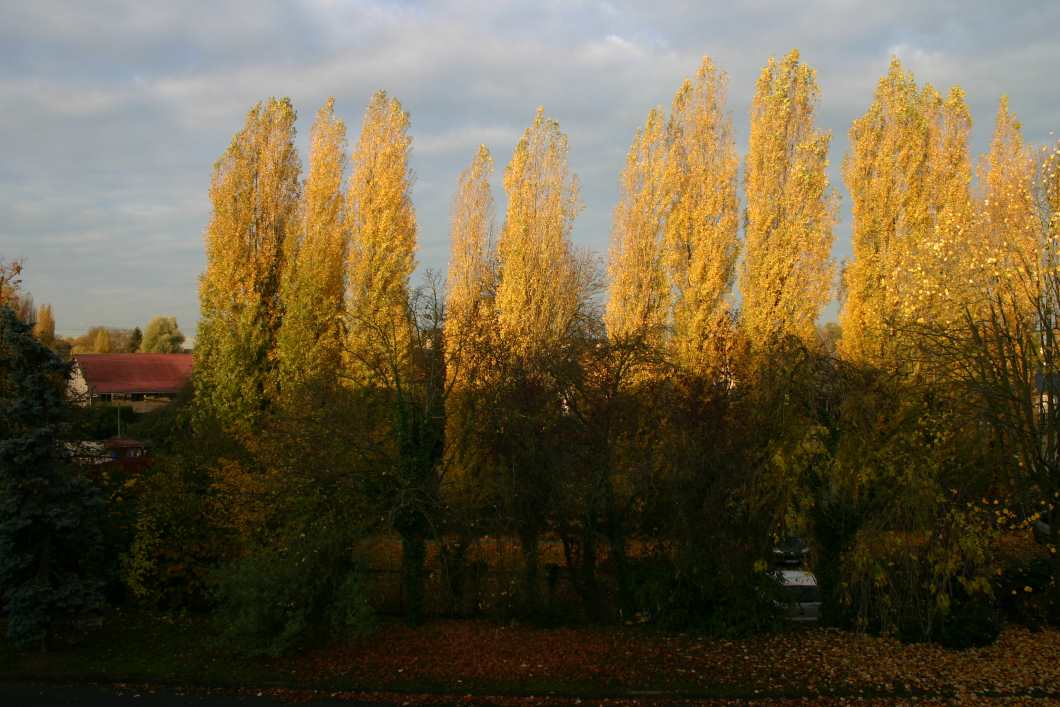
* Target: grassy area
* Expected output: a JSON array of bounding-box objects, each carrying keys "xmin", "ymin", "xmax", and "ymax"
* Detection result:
[
  {"xmin": 0, "ymin": 610, "xmax": 276, "ymax": 688},
  {"xmin": 4, "ymin": 611, "xmax": 1060, "ymax": 701}
]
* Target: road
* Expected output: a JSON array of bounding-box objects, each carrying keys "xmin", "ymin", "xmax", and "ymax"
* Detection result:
[{"xmin": 0, "ymin": 683, "xmax": 402, "ymax": 706}]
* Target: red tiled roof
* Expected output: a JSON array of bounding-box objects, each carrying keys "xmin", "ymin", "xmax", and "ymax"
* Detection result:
[{"xmin": 74, "ymin": 353, "xmax": 193, "ymax": 395}]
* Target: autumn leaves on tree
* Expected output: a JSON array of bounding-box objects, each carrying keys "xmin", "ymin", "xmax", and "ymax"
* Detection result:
[{"xmin": 189, "ymin": 54, "xmax": 1060, "ymax": 629}]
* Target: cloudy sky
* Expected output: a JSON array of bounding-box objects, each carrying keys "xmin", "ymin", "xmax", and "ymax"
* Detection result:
[{"xmin": 3, "ymin": 0, "xmax": 1058, "ymax": 338}]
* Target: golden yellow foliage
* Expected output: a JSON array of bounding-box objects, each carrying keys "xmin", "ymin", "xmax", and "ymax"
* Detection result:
[
  {"xmin": 741, "ymin": 50, "xmax": 836, "ymax": 347},
  {"xmin": 445, "ymin": 144, "xmax": 496, "ymax": 386},
  {"xmin": 605, "ymin": 107, "xmax": 670, "ymax": 344},
  {"xmin": 977, "ymin": 97, "xmax": 1038, "ymax": 287},
  {"xmin": 840, "ymin": 59, "xmax": 978, "ymax": 368},
  {"xmin": 277, "ymin": 97, "xmax": 348, "ymax": 388},
  {"xmin": 495, "ymin": 107, "xmax": 588, "ymax": 359},
  {"xmin": 33, "ymin": 303, "xmax": 55, "ymax": 348},
  {"xmin": 345, "ymin": 91, "xmax": 417, "ymax": 383},
  {"xmin": 666, "ymin": 57, "xmax": 741, "ymax": 368},
  {"xmin": 196, "ymin": 97, "xmax": 301, "ymax": 430}
]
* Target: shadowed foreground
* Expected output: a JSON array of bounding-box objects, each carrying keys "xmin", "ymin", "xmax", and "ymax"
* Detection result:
[{"xmin": 4, "ymin": 614, "xmax": 1060, "ymax": 703}]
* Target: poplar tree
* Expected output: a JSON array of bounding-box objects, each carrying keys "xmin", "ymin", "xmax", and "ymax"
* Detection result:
[
  {"xmin": 443, "ymin": 145, "xmax": 496, "ymax": 548},
  {"xmin": 494, "ymin": 108, "xmax": 588, "ymax": 608},
  {"xmin": 195, "ymin": 97, "xmax": 301, "ymax": 432},
  {"xmin": 444, "ymin": 145, "xmax": 496, "ymax": 386},
  {"xmin": 496, "ymin": 108, "xmax": 587, "ymax": 357},
  {"xmin": 978, "ymin": 97, "xmax": 1038, "ymax": 283},
  {"xmin": 665, "ymin": 56, "xmax": 741, "ymax": 367},
  {"xmin": 741, "ymin": 50, "xmax": 836, "ymax": 347},
  {"xmin": 277, "ymin": 97, "xmax": 348, "ymax": 388},
  {"xmin": 840, "ymin": 59, "xmax": 933, "ymax": 364},
  {"xmin": 840, "ymin": 59, "xmax": 978, "ymax": 366},
  {"xmin": 93, "ymin": 328, "xmax": 112, "ymax": 354},
  {"xmin": 605, "ymin": 107, "xmax": 670, "ymax": 345},
  {"xmin": 909, "ymin": 87, "xmax": 975, "ymax": 329},
  {"xmin": 345, "ymin": 91, "xmax": 417, "ymax": 384},
  {"xmin": 33, "ymin": 304, "xmax": 55, "ymax": 348}
]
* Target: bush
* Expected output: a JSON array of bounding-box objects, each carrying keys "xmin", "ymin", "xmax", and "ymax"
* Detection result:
[
  {"xmin": 0, "ymin": 472, "xmax": 106, "ymax": 649},
  {"xmin": 120, "ymin": 455, "xmax": 226, "ymax": 609},
  {"xmin": 629, "ymin": 553, "xmax": 785, "ymax": 636},
  {"xmin": 211, "ymin": 532, "xmax": 373, "ymax": 656},
  {"xmin": 937, "ymin": 591, "xmax": 1000, "ymax": 650},
  {"xmin": 997, "ymin": 555, "xmax": 1057, "ymax": 630}
]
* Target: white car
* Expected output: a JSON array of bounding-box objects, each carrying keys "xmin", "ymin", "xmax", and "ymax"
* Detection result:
[{"xmin": 778, "ymin": 569, "xmax": 820, "ymax": 622}]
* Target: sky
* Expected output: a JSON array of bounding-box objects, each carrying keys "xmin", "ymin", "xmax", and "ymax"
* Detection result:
[{"xmin": 2, "ymin": 0, "xmax": 1059, "ymax": 339}]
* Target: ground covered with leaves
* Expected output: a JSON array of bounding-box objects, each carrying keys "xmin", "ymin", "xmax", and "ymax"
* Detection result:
[
  {"xmin": 4, "ymin": 613, "xmax": 1060, "ymax": 703},
  {"xmin": 286, "ymin": 620, "xmax": 1060, "ymax": 702}
]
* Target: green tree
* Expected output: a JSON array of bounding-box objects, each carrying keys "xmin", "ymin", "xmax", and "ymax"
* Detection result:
[
  {"xmin": 196, "ymin": 97, "xmax": 301, "ymax": 434},
  {"xmin": 0, "ymin": 306, "xmax": 104, "ymax": 649},
  {"xmin": 126, "ymin": 326, "xmax": 142, "ymax": 353},
  {"xmin": 141, "ymin": 316, "xmax": 185, "ymax": 353}
]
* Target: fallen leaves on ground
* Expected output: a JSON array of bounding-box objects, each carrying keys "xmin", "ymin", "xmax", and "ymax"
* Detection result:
[{"xmin": 283, "ymin": 620, "xmax": 1060, "ymax": 701}]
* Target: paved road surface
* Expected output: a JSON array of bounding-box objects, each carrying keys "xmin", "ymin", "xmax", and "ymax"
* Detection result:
[{"xmin": 0, "ymin": 683, "xmax": 402, "ymax": 706}]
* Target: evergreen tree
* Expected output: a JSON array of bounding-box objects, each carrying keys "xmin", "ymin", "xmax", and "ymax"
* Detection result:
[
  {"xmin": 126, "ymin": 326, "xmax": 142, "ymax": 353},
  {"xmin": 0, "ymin": 306, "xmax": 104, "ymax": 649}
]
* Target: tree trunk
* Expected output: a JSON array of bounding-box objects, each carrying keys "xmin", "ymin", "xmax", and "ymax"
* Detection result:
[
  {"xmin": 519, "ymin": 527, "xmax": 540, "ymax": 615},
  {"xmin": 401, "ymin": 530, "xmax": 427, "ymax": 626}
]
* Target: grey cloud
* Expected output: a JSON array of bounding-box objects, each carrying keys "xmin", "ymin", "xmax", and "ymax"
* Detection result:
[{"xmin": 2, "ymin": 0, "xmax": 1058, "ymax": 335}]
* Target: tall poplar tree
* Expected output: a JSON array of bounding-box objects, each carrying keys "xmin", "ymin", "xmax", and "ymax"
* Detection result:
[
  {"xmin": 443, "ymin": 145, "xmax": 497, "ymax": 537},
  {"xmin": 494, "ymin": 108, "xmax": 588, "ymax": 607},
  {"xmin": 195, "ymin": 97, "xmax": 301, "ymax": 432},
  {"xmin": 345, "ymin": 90, "xmax": 417, "ymax": 384},
  {"xmin": 840, "ymin": 59, "xmax": 933, "ymax": 364},
  {"xmin": 911, "ymin": 87, "xmax": 975, "ymax": 329},
  {"xmin": 605, "ymin": 107, "xmax": 670, "ymax": 345},
  {"xmin": 445, "ymin": 145, "xmax": 496, "ymax": 386},
  {"xmin": 840, "ymin": 59, "xmax": 977, "ymax": 366},
  {"xmin": 93, "ymin": 328, "xmax": 112, "ymax": 354},
  {"xmin": 495, "ymin": 107, "xmax": 586, "ymax": 359},
  {"xmin": 978, "ymin": 97, "xmax": 1038, "ymax": 283},
  {"xmin": 33, "ymin": 304, "xmax": 55, "ymax": 348},
  {"xmin": 277, "ymin": 97, "xmax": 348, "ymax": 388},
  {"xmin": 665, "ymin": 56, "xmax": 741, "ymax": 367},
  {"xmin": 741, "ymin": 50, "xmax": 835, "ymax": 347}
]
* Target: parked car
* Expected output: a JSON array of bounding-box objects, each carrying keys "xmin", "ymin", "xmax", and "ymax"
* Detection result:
[{"xmin": 777, "ymin": 569, "xmax": 820, "ymax": 622}]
